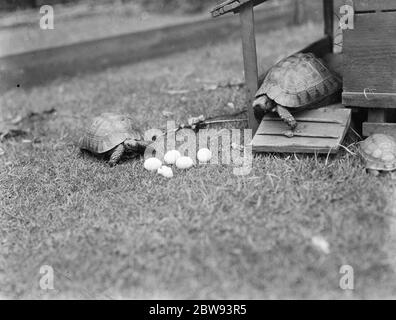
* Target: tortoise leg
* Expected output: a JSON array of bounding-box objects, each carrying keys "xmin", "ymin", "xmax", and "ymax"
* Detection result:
[
  {"xmin": 275, "ymin": 105, "xmax": 297, "ymax": 130},
  {"xmin": 367, "ymin": 169, "xmax": 380, "ymax": 177},
  {"xmin": 109, "ymin": 144, "xmax": 125, "ymax": 166}
]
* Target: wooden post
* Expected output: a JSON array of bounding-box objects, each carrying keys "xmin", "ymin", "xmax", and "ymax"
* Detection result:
[
  {"xmin": 368, "ymin": 109, "xmax": 386, "ymax": 123},
  {"xmin": 323, "ymin": 0, "xmax": 334, "ymax": 52},
  {"xmin": 239, "ymin": 2, "xmax": 259, "ymax": 134},
  {"xmin": 363, "ymin": 109, "xmax": 389, "ymax": 137}
]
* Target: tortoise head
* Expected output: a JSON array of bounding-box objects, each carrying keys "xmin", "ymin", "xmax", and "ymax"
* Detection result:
[
  {"xmin": 124, "ymin": 139, "xmax": 153, "ymax": 152},
  {"xmin": 253, "ymin": 95, "xmax": 274, "ymax": 120}
]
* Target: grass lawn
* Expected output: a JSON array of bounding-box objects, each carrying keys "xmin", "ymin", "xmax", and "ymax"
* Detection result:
[{"xmin": 1, "ymin": 23, "xmax": 396, "ymax": 299}]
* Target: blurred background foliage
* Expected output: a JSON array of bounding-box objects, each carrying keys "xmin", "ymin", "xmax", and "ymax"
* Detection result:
[{"xmin": 0, "ymin": 0, "xmax": 217, "ymax": 13}]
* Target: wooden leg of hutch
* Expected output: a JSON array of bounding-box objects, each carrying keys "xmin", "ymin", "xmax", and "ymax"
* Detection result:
[
  {"xmin": 368, "ymin": 109, "xmax": 386, "ymax": 123},
  {"xmin": 323, "ymin": 0, "xmax": 334, "ymax": 51},
  {"xmin": 239, "ymin": 2, "xmax": 259, "ymax": 135},
  {"xmin": 362, "ymin": 109, "xmax": 392, "ymax": 138}
]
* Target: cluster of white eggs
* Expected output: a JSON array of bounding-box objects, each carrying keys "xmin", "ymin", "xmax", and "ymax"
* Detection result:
[{"xmin": 144, "ymin": 148, "xmax": 212, "ymax": 178}]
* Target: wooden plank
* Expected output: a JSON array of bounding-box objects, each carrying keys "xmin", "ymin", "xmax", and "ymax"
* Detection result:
[
  {"xmin": 252, "ymin": 107, "xmax": 352, "ymax": 154},
  {"xmin": 239, "ymin": 2, "xmax": 260, "ymax": 134},
  {"xmin": 263, "ymin": 107, "xmax": 351, "ymax": 125},
  {"xmin": 350, "ymin": 0, "xmax": 396, "ymax": 12},
  {"xmin": 343, "ymin": 12, "xmax": 396, "ymax": 97},
  {"xmin": 211, "ymin": 0, "xmax": 269, "ymax": 17},
  {"xmin": 363, "ymin": 122, "xmax": 396, "ymax": 139},
  {"xmin": 252, "ymin": 135, "xmax": 340, "ymax": 153},
  {"xmin": 257, "ymin": 121, "xmax": 343, "ymax": 139},
  {"xmin": 342, "ymin": 92, "xmax": 396, "ymax": 108}
]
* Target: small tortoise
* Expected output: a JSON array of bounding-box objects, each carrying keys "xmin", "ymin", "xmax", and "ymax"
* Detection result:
[
  {"xmin": 359, "ymin": 134, "xmax": 396, "ymax": 176},
  {"xmin": 253, "ymin": 53, "xmax": 341, "ymax": 132},
  {"xmin": 80, "ymin": 113, "xmax": 151, "ymax": 166}
]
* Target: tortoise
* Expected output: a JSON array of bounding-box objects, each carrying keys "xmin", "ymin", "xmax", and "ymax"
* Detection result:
[
  {"xmin": 253, "ymin": 53, "xmax": 342, "ymax": 132},
  {"xmin": 359, "ymin": 134, "xmax": 396, "ymax": 177},
  {"xmin": 80, "ymin": 113, "xmax": 152, "ymax": 166}
]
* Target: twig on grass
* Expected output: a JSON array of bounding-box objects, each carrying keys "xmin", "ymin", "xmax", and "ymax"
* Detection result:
[
  {"xmin": 338, "ymin": 143, "xmax": 356, "ymax": 156},
  {"xmin": 349, "ymin": 127, "xmax": 362, "ymax": 140}
]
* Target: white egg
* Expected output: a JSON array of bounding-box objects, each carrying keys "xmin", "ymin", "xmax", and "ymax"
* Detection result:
[
  {"xmin": 175, "ymin": 156, "xmax": 194, "ymax": 170},
  {"xmin": 144, "ymin": 157, "xmax": 162, "ymax": 171},
  {"xmin": 164, "ymin": 150, "xmax": 181, "ymax": 165},
  {"xmin": 197, "ymin": 148, "xmax": 212, "ymax": 163},
  {"xmin": 157, "ymin": 166, "xmax": 173, "ymax": 178}
]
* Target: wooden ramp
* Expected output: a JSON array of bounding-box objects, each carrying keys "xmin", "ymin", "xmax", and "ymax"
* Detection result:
[{"xmin": 251, "ymin": 106, "xmax": 352, "ymax": 154}]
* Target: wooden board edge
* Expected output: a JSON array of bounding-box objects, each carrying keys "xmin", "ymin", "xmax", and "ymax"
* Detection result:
[
  {"xmin": 342, "ymin": 93, "xmax": 396, "ymax": 109},
  {"xmin": 252, "ymin": 145, "xmax": 340, "ymax": 154},
  {"xmin": 362, "ymin": 122, "xmax": 396, "ymax": 138},
  {"xmin": 338, "ymin": 108, "xmax": 352, "ymax": 147},
  {"xmin": 258, "ymin": 107, "xmax": 351, "ymax": 126}
]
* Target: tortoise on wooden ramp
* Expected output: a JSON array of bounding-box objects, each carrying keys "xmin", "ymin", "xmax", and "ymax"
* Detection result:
[
  {"xmin": 253, "ymin": 53, "xmax": 342, "ymax": 132},
  {"xmin": 80, "ymin": 113, "xmax": 152, "ymax": 166}
]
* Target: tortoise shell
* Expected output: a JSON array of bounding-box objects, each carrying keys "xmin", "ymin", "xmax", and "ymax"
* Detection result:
[
  {"xmin": 360, "ymin": 134, "xmax": 396, "ymax": 171},
  {"xmin": 256, "ymin": 53, "xmax": 341, "ymax": 108},
  {"xmin": 80, "ymin": 113, "xmax": 143, "ymax": 154}
]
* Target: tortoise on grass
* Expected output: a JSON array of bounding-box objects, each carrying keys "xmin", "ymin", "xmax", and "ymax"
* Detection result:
[
  {"xmin": 253, "ymin": 53, "xmax": 341, "ymax": 132},
  {"xmin": 80, "ymin": 113, "xmax": 152, "ymax": 166},
  {"xmin": 359, "ymin": 134, "xmax": 396, "ymax": 177}
]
